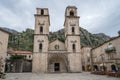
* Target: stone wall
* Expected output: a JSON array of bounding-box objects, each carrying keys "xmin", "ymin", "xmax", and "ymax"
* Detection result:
[
  {"xmin": 68, "ymin": 53, "xmax": 82, "ymax": 72},
  {"xmin": 81, "ymin": 46, "xmax": 92, "ymax": 71},
  {"xmin": 32, "ymin": 53, "xmax": 48, "ymax": 73},
  {"xmin": 0, "ymin": 30, "xmax": 9, "ymax": 72}
]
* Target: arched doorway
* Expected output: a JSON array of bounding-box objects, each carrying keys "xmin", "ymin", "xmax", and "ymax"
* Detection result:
[
  {"xmin": 82, "ymin": 66, "xmax": 85, "ymax": 71},
  {"xmin": 93, "ymin": 65, "xmax": 99, "ymax": 71},
  {"xmin": 111, "ymin": 64, "xmax": 117, "ymax": 72},
  {"xmin": 48, "ymin": 54, "xmax": 67, "ymax": 73}
]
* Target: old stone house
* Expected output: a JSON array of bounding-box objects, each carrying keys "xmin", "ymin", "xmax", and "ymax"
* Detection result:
[
  {"xmin": 6, "ymin": 50, "xmax": 32, "ymax": 72},
  {"xmin": 32, "ymin": 6, "xmax": 82, "ymax": 73},
  {"xmin": 91, "ymin": 35, "xmax": 120, "ymax": 72},
  {"xmin": 81, "ymin": 46, "xmax": 92, "ymax": 71},
  {"xmin": 0, "ymin": 28, "xmax": 10, "ymax": 72}
]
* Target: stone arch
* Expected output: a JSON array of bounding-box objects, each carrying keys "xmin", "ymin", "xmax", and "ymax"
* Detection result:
[
  {"xmin": 111, "ymin": 64, "xmax": 117, "ymax": 72},
  {"xmin": 93, "ymin": 65, "xmax": 99, "ymax": 71},
  {"xmin": 41, "ymin": 9, "xmax": 44, "ymax": 15},
  {"xmin": 40, "ymin": 26, "xmax": 43, "ymax": 33},
  {"xmin": 48, "ymin": 54, "xmax": 68, "ymax": 72},
  {"xmin": 70, "ymin": 10, "xmax": 74, "ymax": 16},
  {"xmin": 39, "ymin": 43, "xmax": 42, "ymax": 49},
  {"xmin": 72, "ymin": 43, "xmax": 76, "ymax": 52}
]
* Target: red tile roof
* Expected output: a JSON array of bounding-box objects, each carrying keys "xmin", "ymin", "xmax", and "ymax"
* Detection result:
[{"xmin": 8, "ymin": 50, "xmax": 32, "ymax": 54}]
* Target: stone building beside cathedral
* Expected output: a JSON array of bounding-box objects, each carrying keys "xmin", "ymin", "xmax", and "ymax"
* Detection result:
[
  {"xmin": 0, "ymin": 28, "xmax": 10, "ymax": 72},
  {"xmin": 32, "ymin": 6, "xmax": 82, "ymax": 73}
]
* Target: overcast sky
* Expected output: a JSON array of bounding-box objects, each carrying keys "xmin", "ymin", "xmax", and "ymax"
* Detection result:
[{"xmin": 0, "ymin": 0, "xmax": 120, "ymax": 37}]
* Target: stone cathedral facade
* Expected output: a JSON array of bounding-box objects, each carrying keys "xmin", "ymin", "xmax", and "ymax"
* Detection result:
[{"xmin": 32, "ymin": 6, "xmax": 82, "ymax": 73}]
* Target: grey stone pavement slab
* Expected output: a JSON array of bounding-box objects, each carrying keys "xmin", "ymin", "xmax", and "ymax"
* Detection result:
[{"xmin": 3, "ymin": 72, "xmax": 120, "ymax": 80}]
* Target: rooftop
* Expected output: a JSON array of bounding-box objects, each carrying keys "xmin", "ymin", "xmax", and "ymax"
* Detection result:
[{"xmin": 8, "ymin": 50, "xmax": 32, "ymax": 54}]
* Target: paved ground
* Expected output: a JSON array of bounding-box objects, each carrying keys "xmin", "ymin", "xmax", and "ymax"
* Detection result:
[{"xmin": 3, "ymin": 72, "xmax": 120, "ymax": 80}]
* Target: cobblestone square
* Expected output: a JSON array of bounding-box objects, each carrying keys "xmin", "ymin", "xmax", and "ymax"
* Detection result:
[{"xmin": 4, "ymin": 72, "xmax": 120, "ymax": 80}]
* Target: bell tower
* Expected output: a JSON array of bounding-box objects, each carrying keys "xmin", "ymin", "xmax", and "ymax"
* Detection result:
[
  {"xmin": 32, "ymin": 8, "xmax": 50, "ymax": 73},
  {"xmin": 64, "ymin": 6, "xmax": 82, "ymax": 72}
]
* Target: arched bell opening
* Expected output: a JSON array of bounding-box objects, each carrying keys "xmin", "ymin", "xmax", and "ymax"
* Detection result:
[{"xmin": 70, "ymin": 11, "xmax": 74, "ymax": 16}]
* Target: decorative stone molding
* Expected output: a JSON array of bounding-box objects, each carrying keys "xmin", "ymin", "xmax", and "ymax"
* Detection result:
[
  {"xmin": 70, "ymin": 24, "xmax": 76, "ymax": 26},
  {"xmin": 38, "ymin": 21, "xmax": 45, "ymax": 25},
  {"xmin": 71, "ymin": 40, "xmax": 77, "ymax": 43},
  {"xmin": 38, "ymin": 40, "xmax": 44, "ymax": 42}
]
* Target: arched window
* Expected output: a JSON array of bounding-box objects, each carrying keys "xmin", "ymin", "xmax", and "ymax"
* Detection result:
[
  {"xmin": 70, "ymin": 11, "xmax": 74, "ymax": 16},
  {"xmin": 41, "ymin": 9, "xmax": 44, "ymax": 15},
  {"xmin": 111, "ymin": 64, "xmax": 117, "ymax": 71},
  {"xmin": 39, "ymin": 43, "xmax": 42, "ymax": 50},
  {"xmin": 40, "ymin": 26, "xmax": 43, "ymax": 33},
  {"xmin": 72, "ymin": 27, "xmax": 75, "ymax": 33},
  {"xmin": 72, "ymin": 44, "xmax": 76, "ymax": 52},
  {"xmin": 93, "ymin": 65, "xmax": 99, "ymax": 71}
]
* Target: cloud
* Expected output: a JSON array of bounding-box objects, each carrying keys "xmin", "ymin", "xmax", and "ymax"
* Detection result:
[
  {"xmin": 0, "ymin": 0, "xmax": 35, "ymax": 31},
  {"xmin": 79, "ymin": 0, "xmax": 120, "ymax": 36},
  {"xmin": 0, "ymin": 0, "xmax": 120, "ymax": 37}
]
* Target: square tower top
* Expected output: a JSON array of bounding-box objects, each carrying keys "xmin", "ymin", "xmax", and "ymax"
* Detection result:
[
  {"xmin": 35, "ymin": 8, "xmax": 49, "ymax": 15},
  {"xmin": 65, "ymin": 6, "xmax": 78, "ymax": 17}
]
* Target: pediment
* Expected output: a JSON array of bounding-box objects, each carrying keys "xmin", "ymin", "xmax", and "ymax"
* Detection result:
[{"xmin": 49, "ymin": 39, "xmax": 66, "ymax": 51}]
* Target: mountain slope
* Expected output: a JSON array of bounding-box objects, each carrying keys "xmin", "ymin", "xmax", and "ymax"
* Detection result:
[
  {"xmin": 0, "ymin": 27, "xmax": 18, "ymax": 33},
  {"xmin": 2, "ymin": 27, "xmax": 110, "ymax": 51},
  {"xmin": 49, "ymin": 27, "xmax": 110, "ymax": 47}
]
